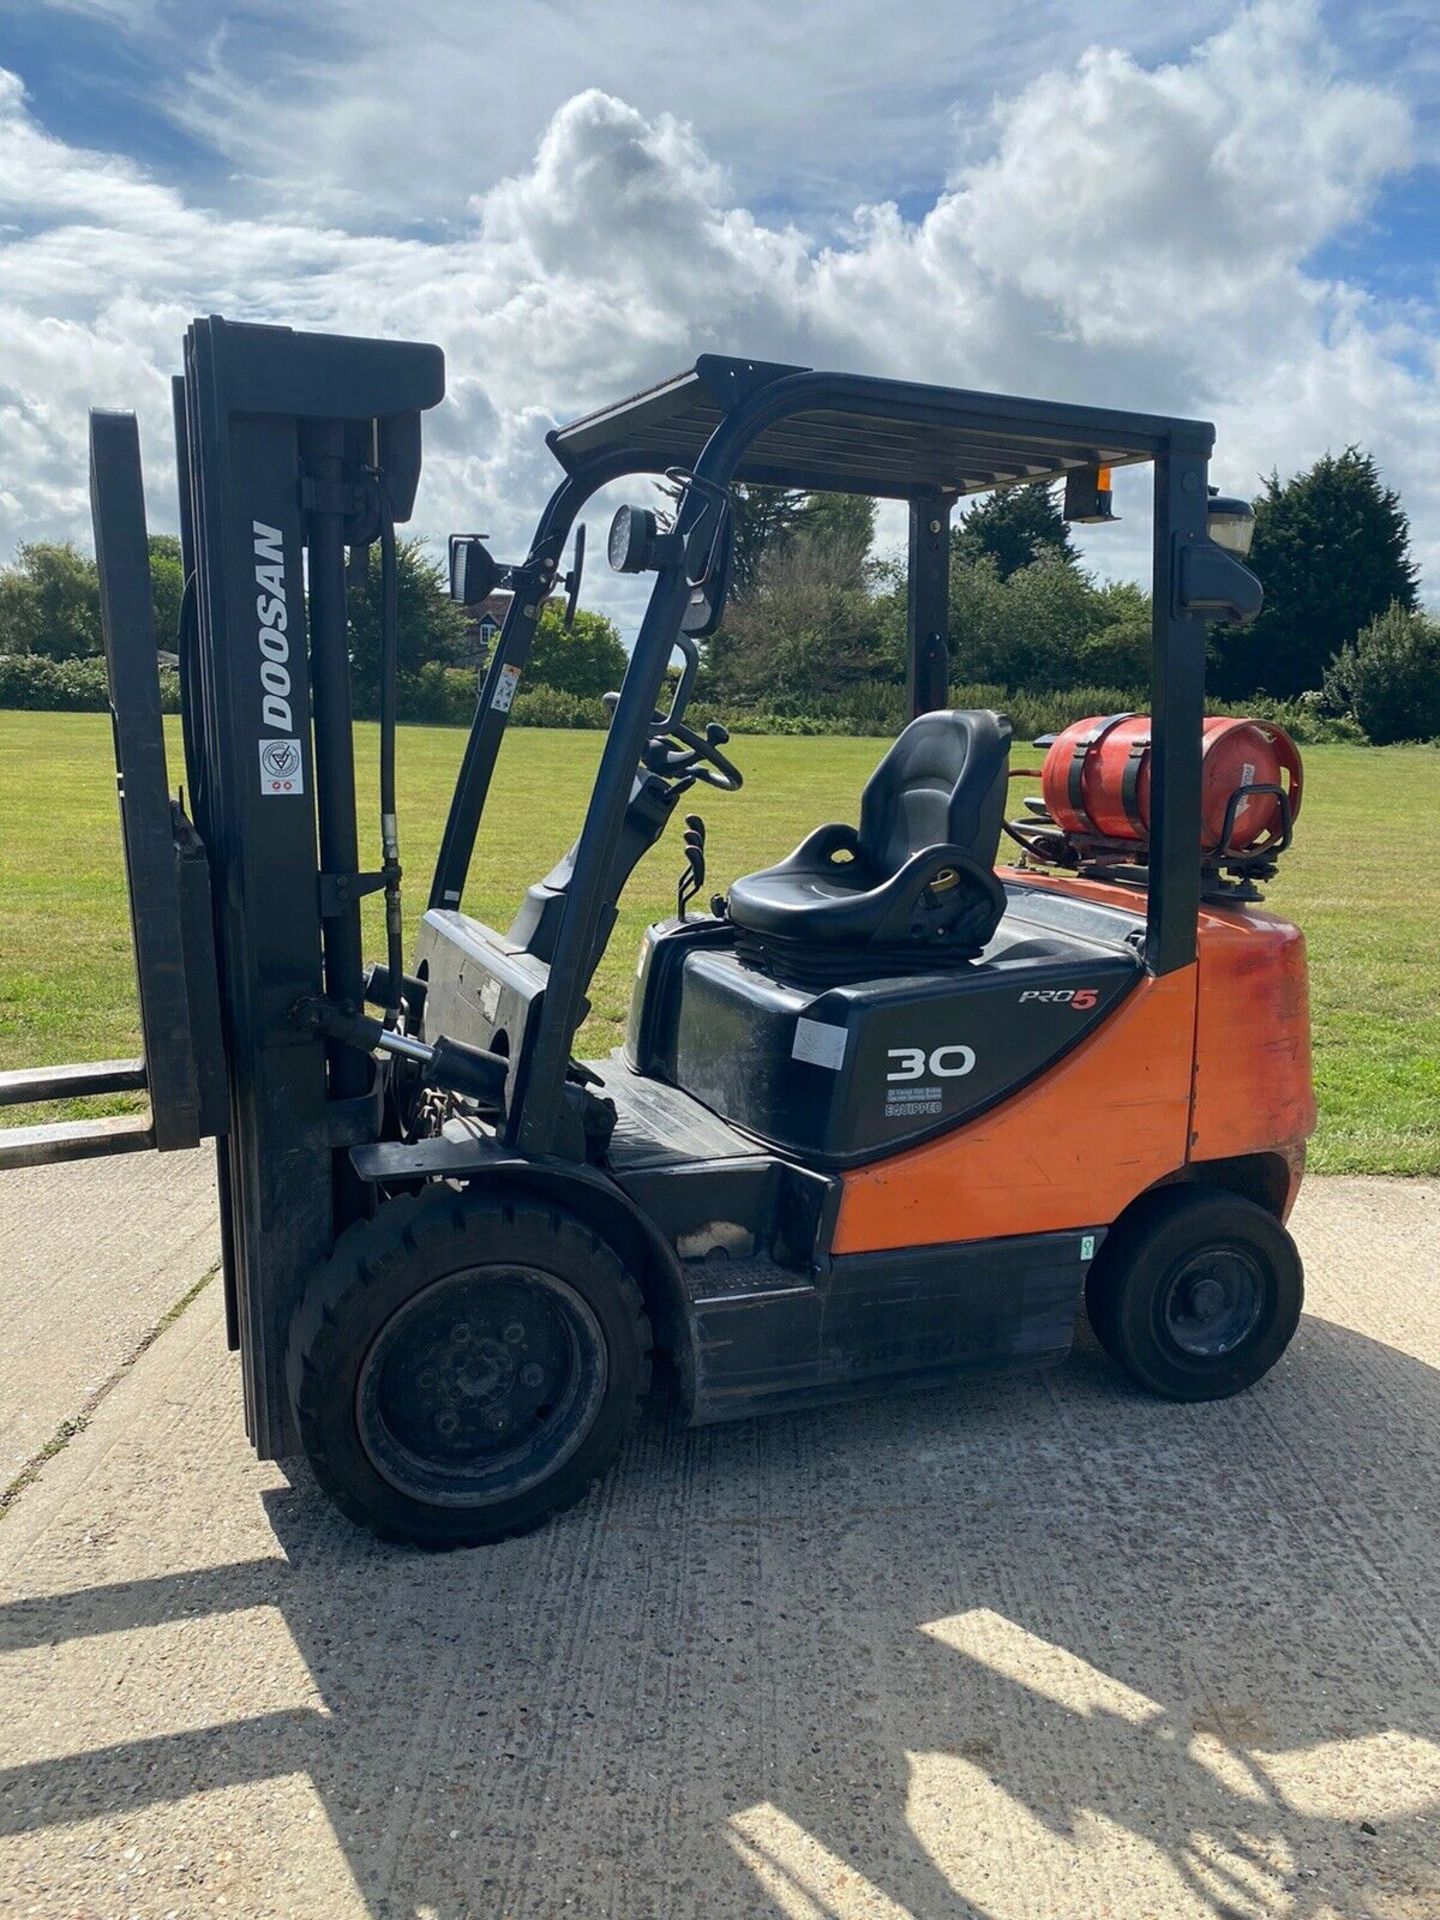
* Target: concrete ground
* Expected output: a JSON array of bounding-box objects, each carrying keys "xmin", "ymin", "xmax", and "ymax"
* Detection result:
[{"xmin": 1, "ymin": 1163, "xmax": 1437, "ymax": 1920}]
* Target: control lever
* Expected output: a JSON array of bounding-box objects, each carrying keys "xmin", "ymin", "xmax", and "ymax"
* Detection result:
[
  {"xmin": 677, "ymin": 815, "xmax": 706, "ymax": 920},
  {"xmin": 293, "ymin": 997, "xmax": 508, "ymax": 1113}
]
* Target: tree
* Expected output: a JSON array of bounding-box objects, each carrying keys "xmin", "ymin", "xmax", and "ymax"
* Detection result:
[
  {"xmin": 1213, "ymin": 447, "xmax": 1419, "ymax": 699},
  {"xmin": 701, "ymin": 528, "xmax": 888, "ymax": 707},
  {"xmin": 1076, "ymin": 578, "xmax": 1152, "ymax": 686},
  {"xmin": 0, "ymin": 542, "xmax": 102, "ymax": 660},
  {"xmin": 660, "ymin": 482, "xmax": 875, "ymax": 602},
  {"xmin": 953, "ymin": 483, "xmax": 1076, "ymax": 581},
  {"xmin": 947, "ymin": 549, "xmax": 1098, "ymax": 687},
  {"xmin": 795, "ymin": 493, "xmax": 875, "ymax": 584},
  {"xmin": 526, "ymin": 600, "xmax": 629, "ymax": 701},
  {"xmin": 148, "ymin": 534, "xmax": 185, "ymax": 653},
  {"xmin": 1323, "ymin": 601, "xmax": 1440, "ymax": 744},
  {"xmin": 658, "ymin": 478, "xmax": 804, "ymax": 601},
  {"xmin": 726, "ymin": 484, "xmax": 808, "ymax": 600},
  {"xmin": 0, "ymin": 535, "xmax": 197, "ymax": 660},
  {"xmin": 347, "ymin": 536, "xmax": 467, "ymax": 707}
]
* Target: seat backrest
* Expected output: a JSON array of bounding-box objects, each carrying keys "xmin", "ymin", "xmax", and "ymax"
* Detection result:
[{"xmin": 858, "ymin": 709, "xmax": 1012, "ymax": 876}]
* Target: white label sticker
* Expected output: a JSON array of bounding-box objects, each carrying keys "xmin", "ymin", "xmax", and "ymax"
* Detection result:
[
  {"xmin": 258, "ymin": 737, "xmax": 304, "ymax": 795},
  {"xmin": 792, "ymin": 1019, "xmax": 847, "ymax": 1071},
  {"xmin": 1234, "ymin": 760, "xmax": 1257, "ymax": 818},
  {"xmin": 886, "ymin": 1085, "xmax": 942, "ymax": 1118},
  {"xmin": 1081, "ymin": 1234, "xmax": 1096, "ymax": 1262},
  {"xmin": 491, "ymin": 663, "xmax": 521, "ymax": 712}
]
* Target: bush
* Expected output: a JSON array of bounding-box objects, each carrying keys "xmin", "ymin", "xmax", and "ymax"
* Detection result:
[
  {"xmin": 703, "ymin": 683, "xmax": 906, "ymax": 737},
  {"xmin": 526, "ymin": 603, "xmax": 628, "ymax": 701},
  {"xmin": 947, "ymin": 552, "xmax": 1098, "ymax": 687},
  {"xmin": 387, "ymin": 668, "xmax": 614, "ymax": 731},
  {"xmin": 1323, "ymin": 602, "xmax": 1440, "ymax": 745},
  {"xmin": 701, "ymin": 681, "xmax": 1368, "ymax": 747},
  {"xmin": 398, "ymin": 663, "xmax": 478, "ymax": 727},
  {"xmin": 703, "ymin": 536, "xmax": 894, "ymax": 705},
  {"xmin": 1242, "ymin": 692, "xmax": 1365, "ymax": 746},
  {"xmin": 0, "ymin": 653, "xmax": 110, "ymax": 710},
  {"xmin": 510, "ymin": 684, "xmax": 609, "ymax": 729},
  {"xmin": 0, "ymin": 645, "xmax": 1374, "ymax": 750},
  {"xmin": 952, "ymin": 683, "xmax": 1145, "ymax": 744},
  {"xmin": 0, "ymin": 651, "xmax": 178, "ymax": 714},
  {"xmin": 1075, "ymin": 580, "xmax": 1153, "ymax": 686}
]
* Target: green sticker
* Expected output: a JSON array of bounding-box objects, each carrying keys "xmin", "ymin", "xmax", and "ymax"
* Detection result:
[{"xmin": 1080, "ymin": 1234, "xmax": 1096, "ymax": 1262}]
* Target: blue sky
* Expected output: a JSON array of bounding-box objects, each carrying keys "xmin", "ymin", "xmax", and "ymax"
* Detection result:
[{"xmin": 2, "ymin": 0, "xmax": 1438, "ymax": 618}]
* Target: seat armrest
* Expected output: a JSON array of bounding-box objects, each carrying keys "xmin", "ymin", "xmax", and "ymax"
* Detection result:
[{"xmin": 768, "ymin": 821, "xmax": 864, "ymax": 876}]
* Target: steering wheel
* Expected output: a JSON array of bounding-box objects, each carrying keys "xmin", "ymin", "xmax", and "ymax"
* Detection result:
[{"xmin": 643, "ymin": 718, "xmax": 744, "ymax": 792}]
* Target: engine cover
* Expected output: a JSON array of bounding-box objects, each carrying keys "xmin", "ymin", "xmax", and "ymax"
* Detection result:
[{"xmin": 629, "ymin": 892, "xmax": 1142, "ymax": 1167}]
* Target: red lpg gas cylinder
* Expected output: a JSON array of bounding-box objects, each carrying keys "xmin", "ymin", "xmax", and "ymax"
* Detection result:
[{"xmin": 1042, "ymin": 715, "xmax": 1303, "ymax": 851}]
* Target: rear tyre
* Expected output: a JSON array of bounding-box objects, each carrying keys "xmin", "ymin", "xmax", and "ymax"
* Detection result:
[
  {"xmin": 287, "ymin": 1191, "xmax": 651, "ymax": 1548},
  {"xmin": 1084, "ymin": 1187, "xmax": 1303, "ymax": 1402}
]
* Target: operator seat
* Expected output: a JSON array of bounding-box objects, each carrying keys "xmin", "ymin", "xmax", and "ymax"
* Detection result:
[{"xmin": 727, "ymin": 709, "xmax": 1012, "ymax": 989}]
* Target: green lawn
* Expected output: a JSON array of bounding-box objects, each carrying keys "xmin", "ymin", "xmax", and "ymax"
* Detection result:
[{"xmin": 2, "ymin": 712, "xmax": 1436, "ymax": 1174}]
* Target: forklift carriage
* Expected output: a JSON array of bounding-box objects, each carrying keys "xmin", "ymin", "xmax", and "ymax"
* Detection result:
[{"xmin": 0, "ymin": 321, "xmax": 1315, "ymax": 1547}]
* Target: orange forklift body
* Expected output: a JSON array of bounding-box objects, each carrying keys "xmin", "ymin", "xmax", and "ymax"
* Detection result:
[{"xmin": 832, "ymin": 871, "xmax": 1314, "ymax": 1255}]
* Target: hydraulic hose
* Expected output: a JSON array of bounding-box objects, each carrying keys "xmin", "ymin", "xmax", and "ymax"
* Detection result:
[{"xmin": 371, "ymin": 470, "xmax": 405, "ymax": 1022}]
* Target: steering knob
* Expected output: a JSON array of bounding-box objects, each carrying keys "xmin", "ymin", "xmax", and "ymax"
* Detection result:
[{"xmin": 640, "ymin": 718, "xmax": 744, "ymax": 792}]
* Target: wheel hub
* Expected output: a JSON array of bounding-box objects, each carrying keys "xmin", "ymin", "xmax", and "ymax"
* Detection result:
[
  {"xmin": 448, "ymin": 1335, "xmax": 515, "ymax": 1403},
  {"xmin": 355, "ymin": 1264, "xmax": 607, "ymax": 1506},
  {"xmin": 1185, "ymin": 1275, "xmax": 1226, "ymax": 1321},
  {"xmin": 1161, "ymin": 1245, "xmax": 1265, "ymax": 1359}
]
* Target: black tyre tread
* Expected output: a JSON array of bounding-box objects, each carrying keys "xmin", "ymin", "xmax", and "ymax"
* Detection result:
[
  {"xmin": 286, "ymin": 1190, "xmax": 652, "ymax": 1549},
  {"xmin": 1084, "ymin": 1185, "xmax": 1302, "ymax": 1402},
  {"xmin": 1085, "ymin": 1186, "xmax": 1190, "ymax": 1364}
]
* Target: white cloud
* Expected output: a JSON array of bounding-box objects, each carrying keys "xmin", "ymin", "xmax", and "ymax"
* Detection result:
[
  {"xmin": 1, "ymin": 0, "xmax": 1438, "ymax": 635},
  {"xmin": 139, "ymin": 0, "xmax": 1232, "ymax": 230}
]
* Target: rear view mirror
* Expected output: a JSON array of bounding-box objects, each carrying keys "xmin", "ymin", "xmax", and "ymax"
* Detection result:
[{"xmin": 448, "ymin": 534, "xmax": 501, "ymax": 606}]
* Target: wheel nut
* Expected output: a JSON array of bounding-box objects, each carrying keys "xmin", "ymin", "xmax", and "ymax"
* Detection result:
[
  {"xmin": 435, "ymin": 1411, "xmax": 459, "ymax": 1436},
  {"xmin": 486, "ymin": 1411, "xmax": 510, "ymax": 1433},
  {"xmin": 503, "ymin": 1322, "xmax": 525, "ymax": 1345},
  {"xmin": 450, "ymin": 1324, "xmax": 471, "ymax": 1346},
  {"xmin": 520, "ymin": 1362, "xmax": 544, "ymax": 1387}
]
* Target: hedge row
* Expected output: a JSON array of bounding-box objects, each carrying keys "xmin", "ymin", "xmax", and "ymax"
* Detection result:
[
  {"xmin": 700, "ymin": 682, "xmax": 1362, "ymax": 745},
  {"xmin": 0, "ymin": 652, "xmax": 1371, "ymax": 745},
  {"xmin": 0, "ymin": 654, "xmax": 595, "ymax": 730},
  {"xmin": 0, "ymin": 653, "xmax": 182, "ymax": 712}
]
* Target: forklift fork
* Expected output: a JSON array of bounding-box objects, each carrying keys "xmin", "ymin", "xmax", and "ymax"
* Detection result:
[{"xmin": 0, "ymin": 412, "xmax": 227, "ymax": 1167}]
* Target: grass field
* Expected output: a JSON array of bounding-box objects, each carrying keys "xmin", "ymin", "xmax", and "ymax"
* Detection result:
[{"xmin": 2, "ymin": 711, "xmax": 1437, "ymax": 1174}]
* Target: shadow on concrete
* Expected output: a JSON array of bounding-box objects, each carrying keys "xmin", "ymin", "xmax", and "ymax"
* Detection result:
[{"xmin": 3, "ymin": 1314, "xmax": 1438, "ymax": 1918}]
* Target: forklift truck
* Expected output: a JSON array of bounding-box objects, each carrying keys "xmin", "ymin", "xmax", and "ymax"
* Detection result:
[{"xmin": 0, "ymin": 320, "xmax": 1314, "ymax": 1547}]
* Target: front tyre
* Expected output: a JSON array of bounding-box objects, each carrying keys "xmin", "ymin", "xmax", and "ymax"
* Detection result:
[
  {"xmin": 1085, "ymin": 1187, "xmax": 1303, "ymax": 1402},
  {"xmin": 287, "ymin": 1192, "xmax": 651, "ymax": 1548}
]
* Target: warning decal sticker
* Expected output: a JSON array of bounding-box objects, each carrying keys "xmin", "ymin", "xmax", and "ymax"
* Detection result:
[{"xmin": 259, "ymin": 737, "xmax": 304, "ymax": 796}]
